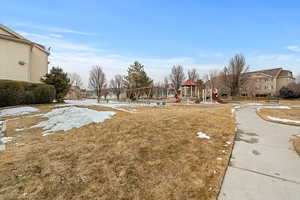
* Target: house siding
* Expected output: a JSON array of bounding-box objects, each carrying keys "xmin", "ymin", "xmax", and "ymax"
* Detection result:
[
  {"xmin": 0, "ymin": 38, "xmax": 31, "ymax": 81},
  {"xmin": 0, "ymin": 25, "xmax": 49, "ymax": 83}
]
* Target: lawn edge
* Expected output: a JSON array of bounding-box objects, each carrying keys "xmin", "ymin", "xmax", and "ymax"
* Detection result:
[{"xmin": 256, "ymin": 110, "xmax": 300, "ymax": 127}]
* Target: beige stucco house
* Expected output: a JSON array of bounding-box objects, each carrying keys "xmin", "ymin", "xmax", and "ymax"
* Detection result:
[
  {"xmin": 242, "ymin": 68, "xmax": 295, "ymax": 97},
  {"xmin": 0, "ymin": 24, "xmax": 49, "ymax": 83}
]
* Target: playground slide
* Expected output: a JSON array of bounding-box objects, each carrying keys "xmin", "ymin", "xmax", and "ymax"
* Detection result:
[{"xmin": 212, "ymin": 93, "xmax": 227, "ymax": 104}]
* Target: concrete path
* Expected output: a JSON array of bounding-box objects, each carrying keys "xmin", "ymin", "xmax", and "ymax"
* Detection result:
[{"xmin": 219, "ymin": 106, "xmax": 300, "ymax": 200}]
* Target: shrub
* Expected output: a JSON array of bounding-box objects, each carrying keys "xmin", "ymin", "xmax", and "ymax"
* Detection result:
[
  {"xmin": 0, "ymin": 80, "xmax": 56, "ymax": 107},
  {"xmin": 41, "ymin": 67, "xmax": 71, "ymax": 102},
  {"xmin": 279, "ymin": 83, "xmax": 300, "ymax": 99}
]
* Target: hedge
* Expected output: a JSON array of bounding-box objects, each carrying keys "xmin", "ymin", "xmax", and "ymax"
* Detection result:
[{"xmin": 0, "ymin": 80, "xmax": 56, "ymax": 107}]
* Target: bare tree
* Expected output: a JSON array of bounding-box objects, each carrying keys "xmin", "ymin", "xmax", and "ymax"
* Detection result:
[
  {"xmin": 222, "ymin": 54, "xmax": 249, "ymax": 96},
  {"xmin": 68, "ymin": 73, "xmax": 83, "ymax": 88},
  {"xmin": 169, "ymin": 65, "xmax": 186, "ymax": 92},
  {"xmin": 89, "ymin": 66, "xmax": 106, "ymax": 102},
  {"xmin": 188, "ymin": 68, "xmax": 200, "ymax": 82},
  {"xmin": 110, "ymin": 74, "xmax": 123, "ymax": 101},
  {"xmin": 204, "ymin": 69, "xmax": 219, "ymax": 90}
]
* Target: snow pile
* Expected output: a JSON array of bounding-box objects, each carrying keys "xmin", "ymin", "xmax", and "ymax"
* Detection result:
[
  {"xmin": 32, "ymin": 106, "xmax": 116, "ymax": 136},
  {"xmin": 0, "ymin": 137, "xmax": 13, "ymax": 144},
  {"xmin": 257, "ymin": 105, "xmax": 291, "ymax": 111},
  {"xmin": 267, "ymin": 116, "xmax": 300, "ymax": 124},
  {"xmin": 231, "ymin": 105, "xmax": 241, "ymax": 114},
  {"xmin": 56, "ymin": 99, "xmax": 157, "ymax": 113},
  {"xmin": 0, "ymin": 107, "xmax": 39, "ymax": 117},
  {"xmin": 196, "ymin": 132, "xmax": 210, "ymax": 139},
  {"xmin": 247, "ymin": 103, "xmax": 263, "ymax": 106}
]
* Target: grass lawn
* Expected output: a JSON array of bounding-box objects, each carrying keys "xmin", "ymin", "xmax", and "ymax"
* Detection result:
[
  {"xmin": 257, "ymin": 107, "xmax": 300, "ymax": 126},
  {"xmin": 294, "ymin": 137, "xmax": 300, "ymax": 156},
  {"xmin": 0, "ymin": 104, "xmax": 235, "ymax": 200}
]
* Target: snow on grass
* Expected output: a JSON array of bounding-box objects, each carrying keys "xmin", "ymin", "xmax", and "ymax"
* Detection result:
[
  {"xmin": 257, "ymin": 105, "xmax": 291, "ymax": 112},
  {"xmin": 0, "ymin": 107, "xmax": 39, "ymax": 117},
  {"xmin": 56, "ymin": 99, "xmax": 157, "ymax": 113},
  {"xmin": 196, "ymin": 132, "xmax": 210, "ymax": 139},
  {"xmin": 247, "ymin": 103, "xmax": 263, "ymax": 106},
  {"xmin": 267, "ymin": 116, "xmax": 300, "ymax": 124},
  {"xmin": 31, "ymin": 106, "xmax": 116, "ymax": 136},
  {"xmin": 0, "ymin": 137, "xmax": 13, "ymax": 144},
  {"xmin": 231, "ymin": 105, "xmax": 241, "ymax": 114}
]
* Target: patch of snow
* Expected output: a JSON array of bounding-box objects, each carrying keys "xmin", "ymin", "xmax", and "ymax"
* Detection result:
[
  {"xmin": 217, "ymin": 157, "xmax": 223, "ymax": 160},
  {"xmin": 15, "ymin": 128, "xmax": 26, "ymax": 132},
  {"xmin": 0, "ymin": 107, "xmax": 39, "ymax": 117},
  {"xmin": 196, "ymin": 132, "xmax": 210, "ymax": 139},
  {"xmin": 247, "ymin": 103, "xmax": 263, "ymax": 106},
  {"xmin": 267, "ymin": 116, "xmax": 300, "ymax": 124},
  {"xmin": 31, "ymin": 106, "xmax": 116, "ymax": 136},
  {"xmin": 257, "ymin": 106, "xmax": 291, "ymax": 112},
  {"xmin": 231, "ymin": 105, "xmax": 241, "ymax": 114},
  {"xmin": 1, "ymin": 137, "xmax": 13, "ymax": 143},
  {"xmin": 16, "ymin": 143, "xmax": 25, "ymax": 146},
  {"xmin": 56, "ymin": 99, "xmax": 158, "ymax": 113},
  {"xmin": 226, "ymin": 141, "xmax": 232, "ymax": 145}
]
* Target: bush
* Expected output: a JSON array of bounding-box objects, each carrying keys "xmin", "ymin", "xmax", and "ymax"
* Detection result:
[
  {"xmin": 41, "ymin": 67, "xmax": 70, "ymax": 103},
  {"xmin": 279, "ymin": 83, "xmax": 300, "ymax": 99},
  {"xmin": 0, "ymin": 80, "xmax": 56, "ymax": 107}
]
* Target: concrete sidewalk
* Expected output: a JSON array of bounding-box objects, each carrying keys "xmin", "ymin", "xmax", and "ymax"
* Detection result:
[{"xmin": 218, "ymin": 106, "xmax": 300, "ymax": 200}]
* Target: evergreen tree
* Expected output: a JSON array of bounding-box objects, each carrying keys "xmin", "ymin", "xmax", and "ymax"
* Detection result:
[
  {"xmin": 124, "ymin": 61, "xmax": 152, "ymax": 88},
  {"xmin": 41, "ymin": 67, "xmax": 71, "ymax": 102}
]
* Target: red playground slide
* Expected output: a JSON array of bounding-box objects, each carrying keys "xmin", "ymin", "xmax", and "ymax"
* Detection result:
[
  {"xmin": 175, "ymin": 91, "xmax": 181, "ymax": 103},
  {"xmin": 212, "ymin": 92, "xmax": 227, "ymax": 104}
]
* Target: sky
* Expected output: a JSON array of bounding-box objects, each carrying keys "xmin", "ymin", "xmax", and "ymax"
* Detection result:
[{"xmin": 1, "ymin": 0, "xmax": 300, "ymax": 87}]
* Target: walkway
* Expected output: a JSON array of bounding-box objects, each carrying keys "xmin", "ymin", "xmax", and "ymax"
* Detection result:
[{"xmin": 219, "ymin": 106, "xmax": 300, "ymax": 200}]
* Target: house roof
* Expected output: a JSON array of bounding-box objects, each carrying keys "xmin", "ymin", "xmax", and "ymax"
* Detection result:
[
  {"xmin": 181, "ymin": 80, "xmax": 196, "ymax": 86},
  {"xmin": 246, "ymin": 68, "xmax": 293, "ymax": 78},
  {"xmin": 246, "ymin": 68, "xmax": 282, "ymax": 77},
  {"xmin": 0, "ymin": 24, "xmax": 49, "ymax": 54}
]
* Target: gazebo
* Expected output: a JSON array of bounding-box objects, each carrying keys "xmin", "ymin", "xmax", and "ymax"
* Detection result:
[{"xmin": 181, "ymin": 80, "xmax": 196, "ymax": 97}]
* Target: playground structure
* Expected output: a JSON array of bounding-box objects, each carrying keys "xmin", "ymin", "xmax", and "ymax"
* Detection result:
[
  {"xmin": 102, "ymin": 80, "xmax": 227, "ymax": 104},
  {"xmin": 202, "ymin": 88, "xmax": 227, "ymax": 104}
]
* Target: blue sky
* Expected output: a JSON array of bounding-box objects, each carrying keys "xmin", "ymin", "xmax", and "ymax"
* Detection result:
[{"xmin": 1, "ymin": 0, "xmax": 300, "ymax": 86}]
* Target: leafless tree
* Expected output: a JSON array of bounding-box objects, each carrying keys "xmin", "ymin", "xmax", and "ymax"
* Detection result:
[
  {"xmin": 110, "ymin": 74, "xmax": 124, "ymax": 101},
  {"xmin": 222, "ymin": 54, "xmax": 249, "ymax": 96},
  {"xmin": 68, "ymin": 73, "xmax": 83, "ymax": 88},
  {"xmin": 188, "ymin": 68, "xmax": 200, "ymax": 82},
  {"xmin": 204, "ymin": 69, "xmax": 219, "ymax": 90},
  {"xmin": 169, "ymin": 65, "xmax": 186, "ymax": 92},
  {"xmin": 89, "ymin": 66, "xmax": 106, "ymax": 102}
]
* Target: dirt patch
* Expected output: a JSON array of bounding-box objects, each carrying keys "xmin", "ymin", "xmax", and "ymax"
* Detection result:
[{"xmin": 0, "ymin": 105, "xmax": 235, "ymax": 200}]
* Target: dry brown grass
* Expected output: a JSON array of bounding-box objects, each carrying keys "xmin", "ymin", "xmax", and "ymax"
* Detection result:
[
  {"xmin": 0, "ymin": 104, "xmax": 235, "ymax": 200},
  {"xmin": 294, "ymin": 137, "xmax": 300, "ymax": 156},
  {"xmin": 257, "ymin": 107, "xmax": 300, "ymax": 126}
]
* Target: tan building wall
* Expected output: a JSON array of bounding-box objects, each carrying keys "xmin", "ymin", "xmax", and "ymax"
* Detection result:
[
  {"xmin": 30, "ymin": 46, "xmax": 49, "ymax": 82},
  {"xmin": 0, "ymin": 25, "xmax": 49, "ymax": 83},
  {"xmin": 0, "ymin": 38, "xmax": 31, "ymax": 81},
  {"xmin": 244, "ymin": 69, "xmax": 295, "ymax": 97}
]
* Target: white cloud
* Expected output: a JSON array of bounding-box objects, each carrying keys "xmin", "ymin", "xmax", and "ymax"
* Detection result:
[
  {"xmin": 11, "ymin": 22, "xmax": 94, "ymax": 36},
  {"xmin": 286, "ymin": 45, "xmax": 300, "ymax": 52},
  {"xmin": 49, "ymin": 33, "xmax": 63, "ymax": 38}
]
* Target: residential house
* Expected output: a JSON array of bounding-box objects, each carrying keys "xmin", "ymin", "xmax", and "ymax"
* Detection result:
[
  {"xmin": 0, "ymin": 24, "xmax": 49, "ymax": 83},
  {"xmin": 242, "ymin": 68, "xmax": 295, "ymax": 97}
]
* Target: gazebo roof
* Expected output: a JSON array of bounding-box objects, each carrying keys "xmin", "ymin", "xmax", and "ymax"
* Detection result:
[{"xmin": 181, "ymin": 80, "xmax": 196, "ymax": 87}]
